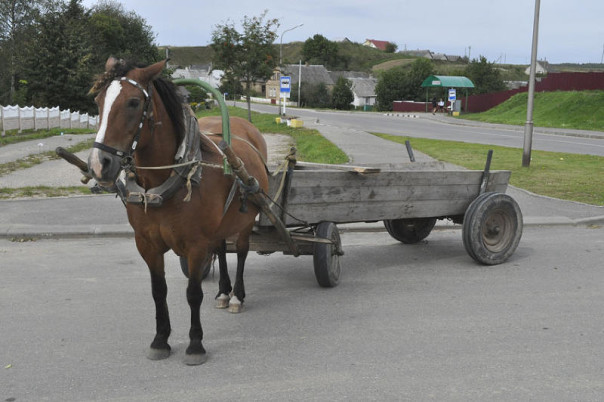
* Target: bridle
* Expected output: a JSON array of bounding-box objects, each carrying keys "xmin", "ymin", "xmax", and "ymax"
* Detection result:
[{"xmin": 93, "ymin": 76, "xmax": 153, "ymax": 169}]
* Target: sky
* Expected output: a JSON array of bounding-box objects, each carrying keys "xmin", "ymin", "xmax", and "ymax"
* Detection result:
[{"xmin": 80, "ymin": 0, "xmax": 604, "ymax": 65}]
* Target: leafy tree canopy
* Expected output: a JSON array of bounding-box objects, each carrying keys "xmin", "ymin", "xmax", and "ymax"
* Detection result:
[
  {"xmin": 464, "ymin": 56, "xmax": 506, "ymax": 94},
  {"xmin": 211, "ymin": 9, "xmax": 279, "ymax": 121},
  {"xmin": 375, "ymin": 58, "xmax": 434, "ymax": 111},
  {"xmin": 0, "ymin": 0, "xmax": 159, "ymax": 112},
  {"xmin": 331, "ymin": 76, "xmax": 353, "ymax": 110}
]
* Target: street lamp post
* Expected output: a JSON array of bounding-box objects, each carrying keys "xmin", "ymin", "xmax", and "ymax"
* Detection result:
[
  {"xmin": 280, "ymin": 23, "xmax": 304, "ymax": 65},
  {"xmin": 278, "ymin": 24, "xmax": 303, "ymax": 116}
]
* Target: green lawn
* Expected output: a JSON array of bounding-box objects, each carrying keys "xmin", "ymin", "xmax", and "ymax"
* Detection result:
[
  {"xmin": 373, "ymin": 134, "xmax": 604, "ymax": 206},
  {"xmin": 196, "ymin": 106, "xmax": 348, "ymax": 164}
]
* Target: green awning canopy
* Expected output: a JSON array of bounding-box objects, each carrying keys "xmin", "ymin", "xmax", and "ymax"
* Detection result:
[{"xmin": 421, "ymin": 75, "xmax": 475, "ymax": 88}]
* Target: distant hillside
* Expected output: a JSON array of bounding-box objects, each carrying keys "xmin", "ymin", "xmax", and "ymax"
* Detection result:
[
  {"xmin": 160, "ymin": 44, "xmax": 604, "ymax": 78},
  {"xmin": 160, "ymin": 46, "xmax": 215, "ymax": 68},
  {"xmin": 160, "ymin": 42, "xmax": 420, "ymax": 73}
]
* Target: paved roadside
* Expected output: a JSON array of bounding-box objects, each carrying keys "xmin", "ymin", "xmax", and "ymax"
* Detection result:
[{"xmin": 1, "ymin": 123, "xmax": 603, "ymax": 239}]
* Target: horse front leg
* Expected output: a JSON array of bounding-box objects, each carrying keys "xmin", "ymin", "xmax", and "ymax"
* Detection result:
[
  {"xmin": 184, "ymin": 251, "xmax": 210, "ymax": 365},
  {"xmin": 141, "ymin": 252, "xmax": 172, "ymax": 361}
]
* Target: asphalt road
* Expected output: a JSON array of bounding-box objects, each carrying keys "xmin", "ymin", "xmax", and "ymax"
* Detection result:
[
  {"xmin": 243, "ymin": 102, "xmax": 604, "ymax": 157},
  {"xmin": 1, "ymin": 225, "xmax": 604, "ymax": 401}
]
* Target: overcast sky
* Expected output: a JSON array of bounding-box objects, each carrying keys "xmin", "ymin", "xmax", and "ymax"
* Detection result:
[{"xmin": 81, "ymin": 0, "xmax": 603, "ymax": 65}]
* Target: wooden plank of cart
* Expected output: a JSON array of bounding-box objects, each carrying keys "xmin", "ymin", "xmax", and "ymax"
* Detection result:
[{"xmin": 229, "ymin": 148, "xmax": 523, "ymax": 288}]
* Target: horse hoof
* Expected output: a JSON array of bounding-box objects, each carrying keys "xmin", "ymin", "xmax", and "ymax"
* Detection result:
[
  {"xmin": 215, "ymin": 293, "xmax": 230, "ymax": 309},
  {"xmin": 183, "ymin": 352, "xmax": 208, "ymax": 366},
  {"xmin": 147, "ymin": 347, "xmax": 170, "ymax": 361},
  {"xmin": 228, "ymin": 296, "xmax": 243, "ymax": 313}
]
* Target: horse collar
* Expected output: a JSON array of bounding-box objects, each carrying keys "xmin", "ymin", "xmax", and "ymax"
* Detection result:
[{"xmin": 116, "ymin": 106, "xmax": 203, "ymax": 208}]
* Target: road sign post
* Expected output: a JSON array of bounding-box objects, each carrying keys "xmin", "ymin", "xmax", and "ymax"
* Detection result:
[
  {"xmin": 280, "ymin": 76, "xmax": 291, "ymax": 116},
  {"xmin": 448, "ymin": 88, "xmax": 457, "ymax": 114}
]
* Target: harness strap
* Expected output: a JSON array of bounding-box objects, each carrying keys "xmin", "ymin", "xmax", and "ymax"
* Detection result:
[{"xmin": 93, "ymin": 141, "xmax": 126, "ymax": 157}]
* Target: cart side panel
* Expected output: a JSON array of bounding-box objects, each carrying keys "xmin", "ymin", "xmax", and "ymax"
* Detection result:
[{"xmin": 260, "ymin": 170, "xmax": 511, "ymax": 226}]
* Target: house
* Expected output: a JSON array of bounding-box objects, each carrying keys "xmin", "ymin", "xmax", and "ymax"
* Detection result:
[
  {"xmin": 329, "ymin": 71, "xmax": 377, "ymax": 108},
  {"xmin": 363, "ymin": 39, "xmax": 390, "ymax": 51},
  {"xmin": 400, "ymin": 49, "xmax": 433, "ymax": 59},
  {"xmin": 171, "ymin": 64, "xmax": 223, "ymax": 88},
  {"xmin": 265, "ymin": 64, "xmax": 336, "ymax": 101},
  {"xmin": 525, "ymin": 60, "xmax": 550, "ymax": 75},
  {"xmin": 349, "ymin": 77, "xmax": 378, "ymax": 108}
]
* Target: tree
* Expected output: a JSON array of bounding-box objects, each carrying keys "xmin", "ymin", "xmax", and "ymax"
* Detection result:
[
  {"xmin": 19, "ymin": 0, "xmax": 158, "ymax": 113},
  {"xmin": 464, "ymin": 56, "xmax": 506, "ymax": 94},
  {"xmin": 24, "ymin": 0, "xmax": 95, "ymax": 112},
  {"xmin": 331, "ymin": 76, "xmax": 353, "ymax": 110},
  {"xmin": 385, "ymin": 42, "xmax": 398, "ymax": 53},
  {"xmin": 406, "ymin": 58, "xmax": 434, "ymax": 100},
  {"xmin": 302, "ymin": 34, "xmax": 339, "ymax": 69},
  {"xmin": 88, "ymin": 0, "xmax": 158, "ymax": 67},
  {"xmin": 299, "ymin": 82, "xmax": 330, "ymax": 108},
  {"xmin": 0, "ymin": 0, "xmax": 39, "ymax": 104},
  {"xmin": 211, "ymin": 10, "xmax": 279, "ymax": 121},
  {"xmin": 374, "ymin": 59, "xmax": 434, "ymax": 111},
  {"xmin": 375, "ymin": 67, "xmax": 407, "ymax": 111}
]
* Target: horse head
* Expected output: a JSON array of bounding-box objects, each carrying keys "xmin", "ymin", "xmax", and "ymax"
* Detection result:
[{"xmin": 88, "ymin": 57, "xmax": 167, "ymax": 186}]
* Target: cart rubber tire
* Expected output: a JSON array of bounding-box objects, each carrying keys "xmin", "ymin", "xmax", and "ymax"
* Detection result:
[
  {"xmin": 180, "ymin": 256, "xmax": 212, "ymax": 280},
  {"xmin": 462, "ymin": 192, "xmax": 495, "ymax": 262},
  {"xmin": 313, "ymin": 222, "xmax": 341, "ymax": 288},
  {"xmin": 462, "ymin": 192, "xmax": 523, "ymax": 265},
  {"xmin": 383, "ymin": 218, "xmax": 437, "ymax": 244}
]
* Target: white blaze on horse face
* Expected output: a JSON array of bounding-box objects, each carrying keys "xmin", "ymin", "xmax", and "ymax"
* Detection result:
[
  {"xmin": 95, "ymin": 80, "xmax": 122, "ymax": 143},
  {"xmin": 90, "ymin": 80, "xmax": 122, "ymax": 177}
]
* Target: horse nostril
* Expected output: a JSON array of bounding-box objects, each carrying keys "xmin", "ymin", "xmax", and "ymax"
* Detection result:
[{"xmin": 101, "ymin": 155, "xmax": 114, "ymax": 176}]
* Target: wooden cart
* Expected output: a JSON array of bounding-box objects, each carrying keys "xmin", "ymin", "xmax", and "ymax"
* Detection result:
[{"xmin": 208, "ymin": 150, "xmax": 523, "ymax": 288}]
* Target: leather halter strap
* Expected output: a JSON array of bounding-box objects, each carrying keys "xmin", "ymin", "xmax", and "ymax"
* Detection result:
[{"xmin": 93, "ymin": 77, "xmax": 152, "ymax": 160}]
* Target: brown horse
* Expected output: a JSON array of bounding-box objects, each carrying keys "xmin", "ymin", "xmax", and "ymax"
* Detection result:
[{"xmin": 88, "ymin": 57, "xmax": 268, "ymax": 365}]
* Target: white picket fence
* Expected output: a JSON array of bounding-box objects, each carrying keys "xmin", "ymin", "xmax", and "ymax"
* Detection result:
[{"xmin": 0, "ymin": 105, "xmax": 99, "ymax": 135}]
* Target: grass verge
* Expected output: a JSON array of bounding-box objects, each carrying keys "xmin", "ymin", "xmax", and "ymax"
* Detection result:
[
  {"xmin": 196, "ymin": 106, "xmax": 348, "ymax": 164},
  {"xmin": 0, "ymin": 138, "xmax": 93, "ymax": 177},
  {"xmin": 0, "ymin": 138, "xmax": 94, "ymax": 199},
  {"xmin": 460, "ymin": 91, "xmax": 604, "ymax": 132},
  {"xmin": 0, "ymin": 186, "xmax": 91, "ymax": 199},
  {"xmin": 373, "ymin": 133, "xmax": 604, "ymax": 206}
]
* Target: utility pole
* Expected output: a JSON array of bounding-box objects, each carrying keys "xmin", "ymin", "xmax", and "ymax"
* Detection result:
[{"xmin": 522, "ymin": 0, "xmax": 541, "ymax": 167}]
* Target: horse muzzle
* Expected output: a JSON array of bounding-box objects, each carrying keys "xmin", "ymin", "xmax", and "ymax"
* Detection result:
[{"xmin": 88, "ymin": 148, "xmax": 123, "ymax": 186}]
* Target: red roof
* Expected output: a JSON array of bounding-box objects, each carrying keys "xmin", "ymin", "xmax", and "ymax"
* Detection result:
[{"xmin": 365, "ymin": 39, "xmax": 389, "ymax": 51}]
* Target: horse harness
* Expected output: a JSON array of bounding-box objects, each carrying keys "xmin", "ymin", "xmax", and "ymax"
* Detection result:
[{"xmin": 99, "ymin": 76, "xmax": 261, "ymax": 212}]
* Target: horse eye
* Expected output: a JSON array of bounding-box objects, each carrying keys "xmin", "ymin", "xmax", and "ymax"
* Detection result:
[{"xmin": 127, "ymin": 98, "xmax": 141, "ymax": 109}]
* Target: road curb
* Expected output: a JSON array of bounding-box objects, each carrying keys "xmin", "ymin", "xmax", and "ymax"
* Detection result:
[{"xmin": 2, "ymin": 216, "xmax": 602, "ymax": 240}]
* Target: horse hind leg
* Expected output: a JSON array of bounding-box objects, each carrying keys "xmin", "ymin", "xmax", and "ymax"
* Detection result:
[
  {"xmin": 229, "ymin": 231, "xmax": 252, "ymax": 314},
  {"xmin": 214, "ymin": 240, "xmax": 232, "ymax": 309}
]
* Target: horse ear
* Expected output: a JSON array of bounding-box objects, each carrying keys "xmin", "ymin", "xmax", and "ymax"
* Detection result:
[
  {"xmin": 105, "ymin": 57, "xmax": 119, "ymax": 73},
  {"xmin": 141, "ymin": 59, "xmax": 168, "ymax": 83}
]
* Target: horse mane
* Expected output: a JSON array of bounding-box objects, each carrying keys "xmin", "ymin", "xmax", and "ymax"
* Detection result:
[{"xmin": 90, "ymin": 60, "xmax": 185, "ymax": 145}]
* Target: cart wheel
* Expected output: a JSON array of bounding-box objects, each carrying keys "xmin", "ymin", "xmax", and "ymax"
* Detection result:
[
  {"xmin": 462, "ymin": 192, "xmax": 523, "ymax": 265},
  {"xmin": 313, "ymin": 222, "xmax": 342, "ymax": 288},
  {"xmin": 180, "ymin": 256, "xmax": 212, "ymax": 280},
  {"xmin": 383, "ymin": 218, "xmax": 437, "ymax": 244}
]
